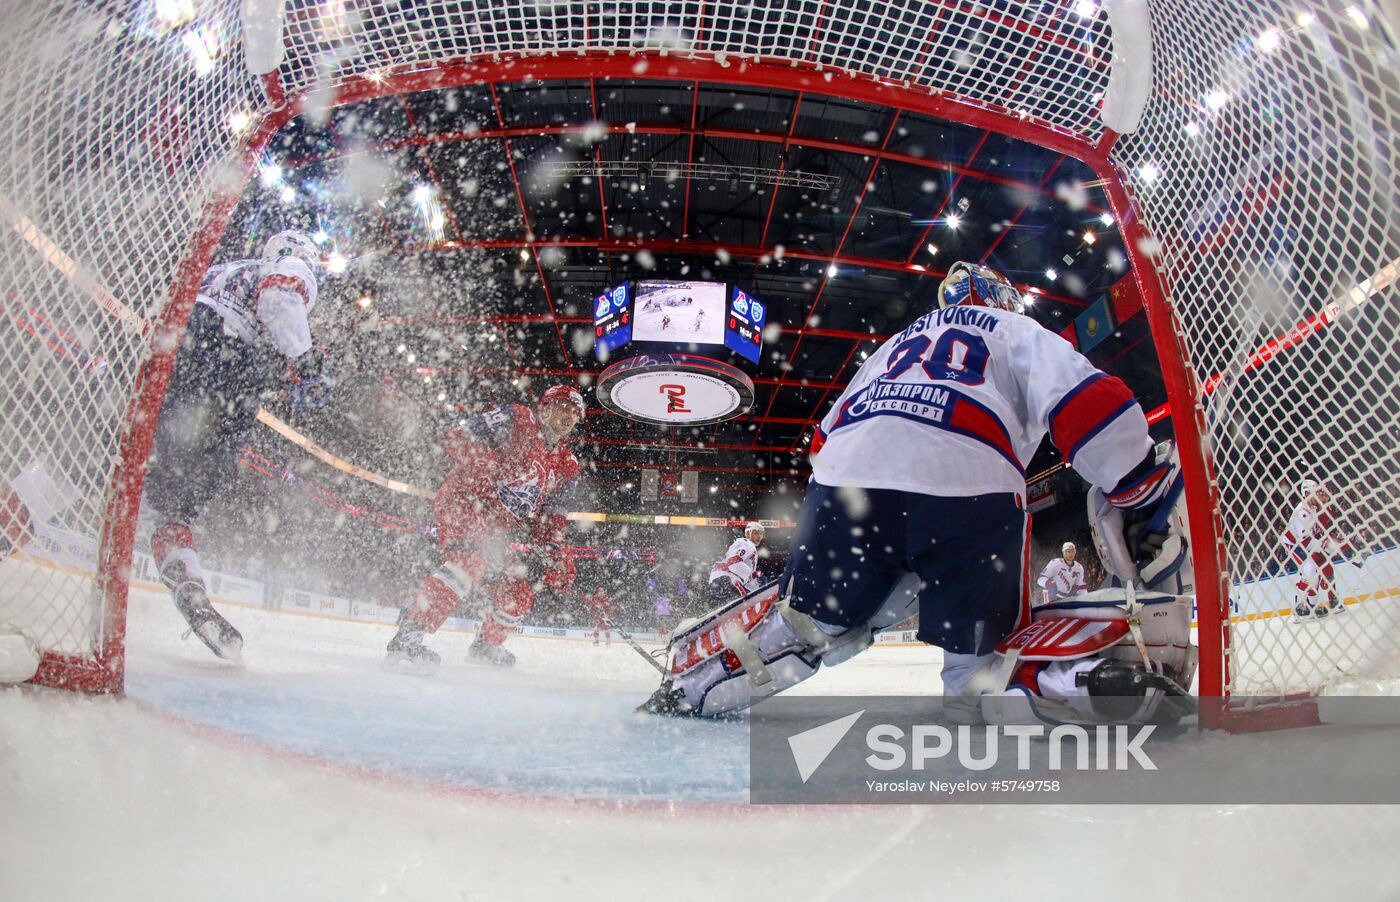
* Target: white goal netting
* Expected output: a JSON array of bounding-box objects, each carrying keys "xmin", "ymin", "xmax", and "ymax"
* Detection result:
[{"xmin": 0, "ymin": 0, "xmax": 1395, "ymax": 710}]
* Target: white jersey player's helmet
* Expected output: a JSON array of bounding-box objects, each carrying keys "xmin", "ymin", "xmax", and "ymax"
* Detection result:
[
  {"xmin": 1299, "ymin": 478, "xmax": 1329, "ymax": 501},
  {"xmin": 745, "ymin": 521, "xmax": 765, "ymax": 538},
  {"xmin": 938, "ymin": 262, "xmax": 1022, "ymax": 313},
  {"xmin": 263, "ymin": 230, "xmax": 320, "ymax": 271}
]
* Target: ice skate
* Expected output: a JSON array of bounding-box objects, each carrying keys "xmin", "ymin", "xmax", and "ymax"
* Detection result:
[
  {"xmin": 468, "ymin": 637, "xmax": 516, "ymax": 668},
  {"xmin": 163, "ymin": 564, "xmax": 243, "ymax": 664},
  {"xmin": 384, "ymin": 616, "xmax": 442, "ymax": 669},
  {"xmin": 637, "ymin": 682, "xmax": 696, "ymax": 717}
]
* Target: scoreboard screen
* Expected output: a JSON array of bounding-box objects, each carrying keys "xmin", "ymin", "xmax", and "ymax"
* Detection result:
[
  {"xmin": 724, "ymin": 286, "xmax": 766, "ymax": 363},
  {"xmin": 632, "ymin": 280, "xmax": 727, "ymax": 344},
  {"xmin": 593, "ymin": 282, "xmax": 632, "ymax": 354},
  {"xmin": 592, "ymin": 279, "xmax": 767, "ymax": 365}
]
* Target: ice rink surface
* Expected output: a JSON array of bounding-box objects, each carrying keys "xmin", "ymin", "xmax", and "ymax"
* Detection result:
[{"xmin": 5, "ymin": 586, "xmax": 1400, "ymax": 901}]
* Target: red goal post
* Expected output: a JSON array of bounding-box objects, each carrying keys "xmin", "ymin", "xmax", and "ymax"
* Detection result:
[{"xmin": 0, "ymin": 1, "xmax": 1394, "ymax": 726}]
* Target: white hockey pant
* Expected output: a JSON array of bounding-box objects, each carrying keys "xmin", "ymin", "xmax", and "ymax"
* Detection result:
[{"xmin": 1293, "ymin": 555, "xmax": 1335, "ymax": 609}]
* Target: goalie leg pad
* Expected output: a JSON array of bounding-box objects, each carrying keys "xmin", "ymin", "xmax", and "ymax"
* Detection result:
[
  {"xmin": 652, "ymin": 581, "xmax": 872, "ymax": 718},
  {"xmin": 973, "ymin": 590, "xmax": 1196, "ymax": 726}
]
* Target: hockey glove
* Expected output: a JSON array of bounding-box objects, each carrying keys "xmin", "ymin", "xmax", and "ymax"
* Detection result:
[
  {"xmin": 1089, "ymin": 441, "xmax": 1192, "ymax": 591},
  {"xmin": 516, "ymin": 542, "xmax": 575, "ymax": 593},
  {"xmin": 290, "ymin": 349, "xmax": 336, "ymax": 413}
]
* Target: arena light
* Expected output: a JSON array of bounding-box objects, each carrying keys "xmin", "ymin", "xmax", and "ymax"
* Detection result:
[
  {"xmin": 180, "ymin": 26, "xmax": 220, "ymax": 76},
  {"xmin": 153, "ymin": 0, "xmax": 197, "ymax": 29},
  {"xmin": 227, "ymin": 110, "xmax": 252, "ymax": 133},
  {"xmin": 312, "ymin": 229, "xmax": 329, "ymax": 245},
  {"xmin": 1099, "ymin": 213, "xmax": 1115, "ymax": 227},
  {"xmin": 279, "ymin": 185, "xmax": 295, "ymax": 204},
  {"xmin": 405, "ymin": 352, "xmax": 416, "ymax": 363},
  {"xmin": 1045, "ymin": 268, "xmax": 1058, "ymax": 281},
  {"xmin": 396, "ymin": 343, "xmax": 406, "ymax": 353},
  {"xmin": 1256, "ymin": 28, "xmax": 1283, "ymax": 52},
  {"xmin": 827, "ymin": 264, "xmax": 839, "ymax": 277},
  {"xmin": 1138, "ymin": 163, "xmax": 1161, "ymax": 184},
  {"xmin": 326, "ymin": 252, "xmax": 349, "ymax": 274},
  {"xmin": 1183, "ymin": 121, "xmax": 1202, "ymax": 137},
  {"xmin": 1074, "ymin": 0, "xmax": 1098, "ymax": 18},
  {"xmin": 258, "ymin": 164, "xmax": 283, "ymax": 187},
  {"xmin": 946, "ymin": 213, "xmax": 961, "ymax": 229},
  {"xmin": 1204, "ymin": 90, "xmax": 1231, "ymax": 111},
  {"xmin": 519, "ymin": 248, "xmax": 531, "ymax": 262},
  {"xmin": 1344, "ymin": 6, "xmax": 1369, "ymax": 30},
  {"xmin": 1295, "ymin": 11, "xmax": 1316, "ymax": 26},
  {"xmin": 1083, "ymin": 230, "xmax": 1097, "ymax": 245},
  {"xmin": 355, "ymin": 295, "xmax": 373, "ymax": 309},
  {"xmin": 926, "ymin": 243, "xmax": 939, "ymax": 256}
]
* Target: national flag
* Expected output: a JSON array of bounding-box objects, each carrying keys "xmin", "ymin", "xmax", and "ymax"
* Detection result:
[{"xmin": 1073, "ymin": 293, "xmax": 1117, "ymax": 353}]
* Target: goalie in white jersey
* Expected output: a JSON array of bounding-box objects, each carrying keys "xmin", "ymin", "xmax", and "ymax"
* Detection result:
[
  {"xmin": 142, "ymin": 230, "xmax": 335, "ymax": 663},
  {"xmin": 642, "ymin": 262, "xmax": 1193, "ymax": 723}
]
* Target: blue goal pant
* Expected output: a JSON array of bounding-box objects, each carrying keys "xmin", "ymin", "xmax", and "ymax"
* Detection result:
[{"xmin": 781, "ymin": 480, "xmax": 1030, "ymax": 656}]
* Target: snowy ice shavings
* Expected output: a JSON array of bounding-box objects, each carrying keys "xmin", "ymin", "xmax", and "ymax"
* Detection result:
[{"xmin": 1054, "ymin": 180, "xmax": 1089, "ymax": 211}]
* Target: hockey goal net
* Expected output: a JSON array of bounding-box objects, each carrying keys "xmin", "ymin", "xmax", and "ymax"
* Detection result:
[{"xmin": 0, "ymin": 0, "xmax": 1395, "ymax": 721}]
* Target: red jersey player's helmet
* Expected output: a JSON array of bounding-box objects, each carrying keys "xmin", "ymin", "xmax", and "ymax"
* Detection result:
[
  {"xmin": 540, "ymin": 384, "xmax": 586, "ymax": 417},
  {"xmin": 938, "ymin": 261, "xmax": 1023, "ymax": 313}
]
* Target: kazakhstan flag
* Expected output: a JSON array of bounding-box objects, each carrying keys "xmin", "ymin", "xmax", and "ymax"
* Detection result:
[{"xmin": 1073, "ymin": 294, "xmax": 1116, "ymax": 353}]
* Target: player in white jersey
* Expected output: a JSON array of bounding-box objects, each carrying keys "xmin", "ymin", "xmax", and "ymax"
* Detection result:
[
  {"xmin": 143, "ymin": 230, "xmax": 334, "ymax": 662},
  {"xmin": 1037, "ymin": 541, "xmax": 1087, "ymax": 605},
  {"xmin": 642, "ymin": 262, "xmax": 1192, "ymax": 722},
  {"xmin": 1282, "ymin": 479, "xmax": 1363, "ymax": 622},
  {"xmin": 707, "ymin": 522, "xmax": 764, "ymax": 600}
]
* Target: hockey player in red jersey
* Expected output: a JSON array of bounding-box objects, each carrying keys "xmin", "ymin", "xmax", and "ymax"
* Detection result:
[
  {"xmin": 385, "ymin": 385, "xmax": 586, "ymax": 668},
  {"xmin": 586, "ymin": 589, "xmax": 612, "ymax": 646},
  {"xmin": 642, "ymin": 262, "xmax": 1194, "ymax": 723}
]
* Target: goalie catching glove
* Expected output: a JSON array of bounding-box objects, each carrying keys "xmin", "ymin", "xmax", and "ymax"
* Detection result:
[{"xmin": 1089, "ymin": 440, "xmax": 1192, "ymax": 593}]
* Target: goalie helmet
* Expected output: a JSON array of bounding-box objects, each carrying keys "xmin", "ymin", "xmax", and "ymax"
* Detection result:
[
  {"xmin": 263, "ymin": 230, "xmax": 320, "ymax": 271},
  {"xmin": 938, "ymin": 262, "xmax": 1023, "ymax": 313}
]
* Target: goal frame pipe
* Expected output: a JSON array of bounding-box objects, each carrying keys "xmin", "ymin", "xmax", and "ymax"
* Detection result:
[{"xmin": 86, "ymin": 52, "xmax": 1236, "ymax": 713}]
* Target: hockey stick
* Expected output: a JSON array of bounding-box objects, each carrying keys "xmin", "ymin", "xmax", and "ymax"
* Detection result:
[{"xmin": 600, "ymin": 612, "xmax": 668, "ymax": 675}]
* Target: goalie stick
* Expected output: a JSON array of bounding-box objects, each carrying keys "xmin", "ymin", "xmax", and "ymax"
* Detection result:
[{"xmin": 599, "ymin": 612, "xmax": 667, "ymax": 675}]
